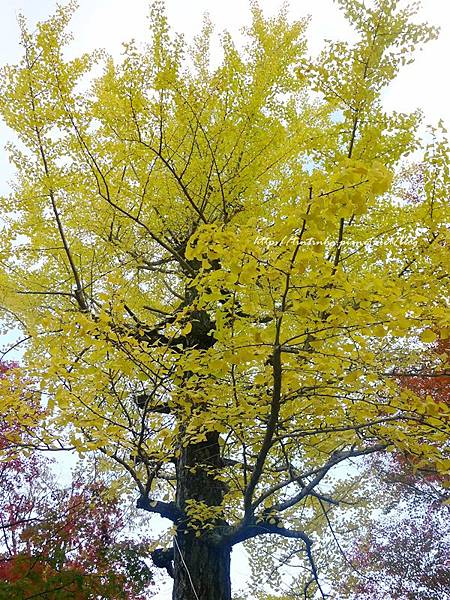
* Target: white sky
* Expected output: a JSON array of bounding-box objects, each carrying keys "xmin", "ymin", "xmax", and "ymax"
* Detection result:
[
  {"xmin": 0, "ymin": 1, "xmax": 449, "ymax": 597},
  {"xmin": 0, "ymin": 0, "xmax": 449, "ymax": 193},
  {"xmin": 1, "ymin": 0, "xmax": 450, "ymax": 123}
]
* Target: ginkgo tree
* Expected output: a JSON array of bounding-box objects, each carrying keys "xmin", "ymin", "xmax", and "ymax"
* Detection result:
[{"xmin": 0, "ymin": 0, "xmax": 449, "ymax": 598}]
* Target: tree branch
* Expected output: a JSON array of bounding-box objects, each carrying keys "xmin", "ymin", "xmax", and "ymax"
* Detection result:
[
  {"xmin": 151, "ymin": 547, "xmax": 174, "ymax": 579},
  {"xmin": 136, "ymin": 494, "xmax": 183, "ymax": 522},
  {"xmin": 223, "ymin": 519, "xmax": 310, "ymax": 547},
  {"xmin": 259, "ymin": 444, "xmax": 387, "ymax": 514}
]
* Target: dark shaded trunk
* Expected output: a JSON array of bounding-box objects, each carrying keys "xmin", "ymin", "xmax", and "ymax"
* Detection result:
[
  {"xmin": 173, "ymin": 432, "xmax": 231, "ymax": 600},
  {"xmin": 172, "ymin": 531, "xmax": 231, "ymax": 600},
  {"xmin": 170, "ymin": 302, "xmax": 231, "ymax": 599}
]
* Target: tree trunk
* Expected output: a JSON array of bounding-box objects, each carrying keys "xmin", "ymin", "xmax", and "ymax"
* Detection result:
[
  {"xmin": 173, "ymin": 432, "xmax": 231, "ymax": 600},
  {"xmin": 171, "ymin": 303, "xmax": 231, "ymax": 599},
  {"xmin": 172, "ymin": 532, "xmax": 231, "ymax": 600}
]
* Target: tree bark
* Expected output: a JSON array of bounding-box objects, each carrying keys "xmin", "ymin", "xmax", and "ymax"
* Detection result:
[
  {"xmin": 170, "ymin": 300, "xmax": 231, "ymax": 599},
  {"xmin": 172, "ymin": 531, "xmax": 231, "ymax": 600},
  {"xmin": 173, "ymin": 432, "xmax": 231, "ymax": 600}
]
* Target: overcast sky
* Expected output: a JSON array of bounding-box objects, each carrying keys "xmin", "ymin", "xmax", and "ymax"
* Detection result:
[
  {"xmin": 0, "ymin": 1, "xmax": 449, "ymax": 597},
  {"xmin": 1, "ymin": 0, "xmax": 449, "ymax": 120},
  {"xmin": 0, "ymin": 0, "xmax": 449, "ymax": 196}
]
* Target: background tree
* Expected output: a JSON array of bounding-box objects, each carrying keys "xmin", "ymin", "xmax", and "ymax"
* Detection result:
[
  {"xmin": 334, "ymin": 331, "xmax": 450, "ymax": 599},
  {"xmin": 0, "ymin": 363, "xmax": 154, "ymax": 600},
  {"xmin": 0, "ymin": 1, "xmax": 449, "ymax": 598},
  {"xmin": 335, "ymin": 455, "xmax": 450, "ymax": 600}
]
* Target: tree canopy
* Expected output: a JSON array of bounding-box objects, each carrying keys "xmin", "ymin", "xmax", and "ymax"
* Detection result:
[{"xmin": 0, "ymin": 1, "xmax": 449, "ymax": 598}]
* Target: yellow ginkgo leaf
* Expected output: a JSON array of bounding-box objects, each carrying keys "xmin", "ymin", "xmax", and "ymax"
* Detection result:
[{"xmin": 420, "ymin": 329, "xmax": 438, "ymax": 344}]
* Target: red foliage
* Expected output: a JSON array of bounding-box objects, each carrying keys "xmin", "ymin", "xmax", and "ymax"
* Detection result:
[
  {"xmin": 339, "ymin": 334, "xmax": 450, "ymax": 599},
  {"xmin": 0, "ymin": 363, "xmax": 155, "ymax": 599},
  {"xmin": 397, "ymin": 336, "xmax": 450, "ymax": 406},
  {"xmin": 345, "ymin": 500, "xmax": 450, "ymax": 600}
]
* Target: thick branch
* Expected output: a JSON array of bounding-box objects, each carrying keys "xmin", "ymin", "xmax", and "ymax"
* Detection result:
[
  {"xmin": 151, "ymin": 547, "xmax": 174, "ymax": 579},
  {"xmin": 224, "ymin": 520, "xmax": 311, "ymax": 547},
  {"xmin": 136, "ymin": 494, "xmax": 183, "ymax": 522},
  {"xmin": 266, "ymin": 444, "xmax": 387, "ymax": 514},
  {"xmin": 243, "ymin": 344, "xmax": 282, "ymax": 518}
]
